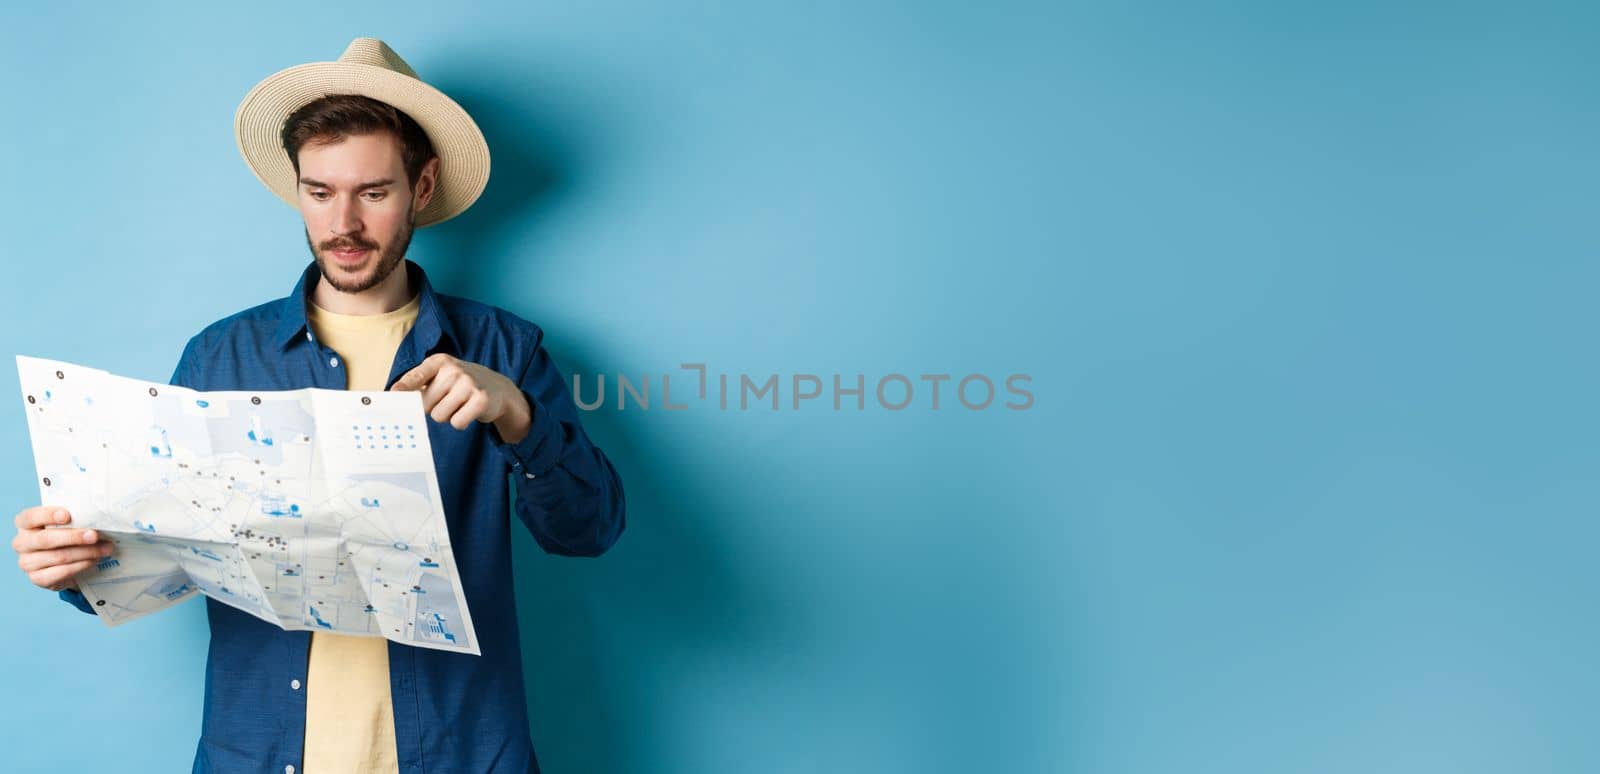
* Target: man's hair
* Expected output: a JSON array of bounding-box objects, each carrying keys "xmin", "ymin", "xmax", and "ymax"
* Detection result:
[{"xmin": 280, "ymin": 94, "xmax": 437, "ymax": 190}]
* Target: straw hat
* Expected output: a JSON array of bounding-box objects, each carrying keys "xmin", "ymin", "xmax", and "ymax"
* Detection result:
[{"xmin": 233, "ymin": 37, "xmax": 490, "ymax": 228}]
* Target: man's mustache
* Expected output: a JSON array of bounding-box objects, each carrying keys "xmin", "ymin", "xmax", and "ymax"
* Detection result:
[{"xmin": 322, "ymin": 240, "xmax": 377, "ymax": 251}]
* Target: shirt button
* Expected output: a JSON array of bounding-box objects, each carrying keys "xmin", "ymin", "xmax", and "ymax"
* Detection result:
[
  {"xmin": 305, "ymin": 331, "xmax": 313, "ymax": 342},
  {"xmin": 524, "ymin": 472, "xmax": 536, "ymax": 479},
  {"xmin": 285, "ymin": 766, "xmax": 296, "ymax": 774},
  {"xmin": 328, "ymin": 356, "xmax": 339, "ymax": 368},
  {"xmin": 291, "ymin": 679, "xmax": 301, "ymax": 690}
]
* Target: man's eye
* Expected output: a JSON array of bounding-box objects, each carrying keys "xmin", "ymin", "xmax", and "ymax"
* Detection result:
[
  {"xmin": 309, "ymin": 191, "xmax": 329, "ymax": 200},
  {"xmin": 364, "ymin": 192, "xmax": 386, "ymax": 200}
]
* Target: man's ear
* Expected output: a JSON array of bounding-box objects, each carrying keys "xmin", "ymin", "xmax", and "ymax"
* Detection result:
[{"xmin": 414, "ymin": 156, "xmax": 441, "ymax": 211}]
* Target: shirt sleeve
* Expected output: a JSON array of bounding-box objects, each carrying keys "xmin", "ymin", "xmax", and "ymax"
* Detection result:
[
  {"xmin": 59, "ymin": 334, "xmax": 206, "ymax": 615},
  {"xmin": 489, "ymin": 327, "xmax": 626, "ymax": 557}
]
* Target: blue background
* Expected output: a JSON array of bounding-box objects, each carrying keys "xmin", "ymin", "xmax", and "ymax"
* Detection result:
[{"xmin": 3, "ymin": 2, "xmax": 1596, "ymax": 772}]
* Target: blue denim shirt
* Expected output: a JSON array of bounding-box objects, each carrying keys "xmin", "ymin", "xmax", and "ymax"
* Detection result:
[{"xmin": 58, "ymin": 258, "xmax": 626, "ymax": 773}]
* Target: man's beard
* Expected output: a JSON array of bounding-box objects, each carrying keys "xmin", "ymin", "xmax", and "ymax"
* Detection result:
[{"xmin": 305, "ymin": 203, "xmax": 415, "ymax": 294}]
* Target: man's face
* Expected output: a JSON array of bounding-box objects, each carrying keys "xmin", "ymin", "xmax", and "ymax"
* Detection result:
[{"xmin": 296, "ymin": 132, "xmax": 435, "ymax": 294}]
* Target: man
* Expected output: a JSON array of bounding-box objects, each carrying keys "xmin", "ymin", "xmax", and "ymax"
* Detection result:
[{"xmin": 9, "ymin": 38, "xmax": 625, "ymax": 773}]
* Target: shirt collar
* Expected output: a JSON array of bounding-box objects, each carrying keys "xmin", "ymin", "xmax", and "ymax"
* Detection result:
[{"xmin": 275, "ymin": 258, "xmax": 459, "ymax": 355}]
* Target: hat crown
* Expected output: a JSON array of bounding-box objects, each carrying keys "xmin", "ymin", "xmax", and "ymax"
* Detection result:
[{"xmin": 336, "ymin": 38, "xmax": 418, "ymax": 79}]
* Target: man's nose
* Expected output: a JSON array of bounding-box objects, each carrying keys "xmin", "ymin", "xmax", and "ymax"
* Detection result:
[{"xmin": 331, "ymin": 196, "xmax": 364, "ymax": 235}]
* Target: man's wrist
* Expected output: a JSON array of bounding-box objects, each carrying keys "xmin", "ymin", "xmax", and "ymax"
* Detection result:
[{"xmin": 493, "ymin": 392, "xmax": 533, "ymax": 445}]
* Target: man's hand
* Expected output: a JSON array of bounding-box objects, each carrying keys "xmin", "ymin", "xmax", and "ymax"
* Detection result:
[
  {"xmin": 390, "ymin": 353, "xmax": 532, "ymax": 442},
  {"xmin": 11, "ymin": 506, "xmax": 114, "ymax": 593}
]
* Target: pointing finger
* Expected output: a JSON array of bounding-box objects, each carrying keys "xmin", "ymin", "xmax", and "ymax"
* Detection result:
[{"xmin": 391, "ymin": 354, "xmax": 450, "ymax": 392}]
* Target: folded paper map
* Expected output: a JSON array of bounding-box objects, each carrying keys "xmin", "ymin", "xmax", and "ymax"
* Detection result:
[{"xmin": 15, "ymin": 355, "xmax": 480, "ymax": 655}]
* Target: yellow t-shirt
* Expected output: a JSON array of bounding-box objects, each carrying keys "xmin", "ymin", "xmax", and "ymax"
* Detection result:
[{"xmin": 302, "ymin": 290, "xmax": 421, "ymax": 774}]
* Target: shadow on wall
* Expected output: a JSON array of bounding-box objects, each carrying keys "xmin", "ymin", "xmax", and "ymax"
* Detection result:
[{"xmin": 422, "ymin": 82, "xmax": 816, "ymax": 774}]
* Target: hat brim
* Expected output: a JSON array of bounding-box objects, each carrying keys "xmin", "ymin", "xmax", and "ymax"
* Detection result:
[{"xmin": 234, "ymin": 61, "xmax": 490, "ymax": 228}]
